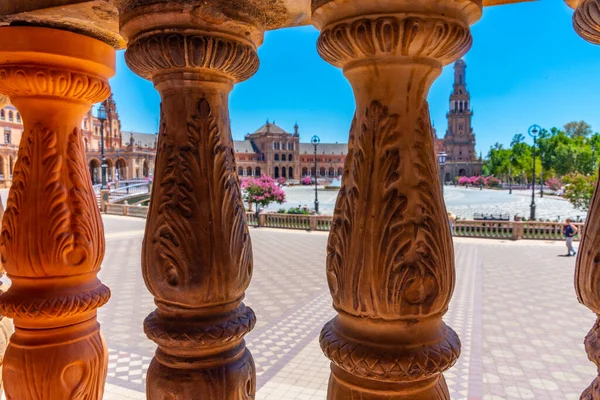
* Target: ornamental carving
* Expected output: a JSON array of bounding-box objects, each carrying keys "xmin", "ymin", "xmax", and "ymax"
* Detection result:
[
  {"xmin": 142, "ymin": 98, "xmax": 253, "ymax": 306},
  {"xmin": 317, "ymin": 16, "xmax": 472, "ymax": 68},
  {"xmin": 0, "ymin": 126, "xmax": 105, "ymax": 277},
  {"xmin": 0, "ymin": 67, "xmax": 110, "ymax": 103},
  {"xmin": 125, "ymin": 33, "xmax": 259, "ymax": 82},
  {"xmin": 326, "ymin": 101, "xmax": 454, "ymax": 319},
  {"xmin": 320, "ymin": 319, "xmax": 460, "ymax": 382},
  {"xmin": 573, "ymin": 0, "xmax": 600, "ymax": 44},
  {"xmin": 144, "ymin": 305, "xmax": 256, "ymax": 349}
]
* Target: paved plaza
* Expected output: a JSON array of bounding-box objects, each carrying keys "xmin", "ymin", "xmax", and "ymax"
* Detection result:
[
  {"xmin": 98, "ymin": 214, "xmax": 596, "ymax": 400},
  {"xmin": 264, "ymin": 186, "xmax": 588, "ymax": 221}
]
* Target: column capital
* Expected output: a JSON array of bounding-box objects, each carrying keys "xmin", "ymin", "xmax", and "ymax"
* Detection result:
[{"xmin": 0, "ymin": 26, "xmax": 114, "ymax": 108}]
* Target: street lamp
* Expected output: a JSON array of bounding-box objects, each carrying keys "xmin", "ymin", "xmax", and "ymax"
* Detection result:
[
  {"xmin": 508, "ymin": 155, "xmax": 513, "ymax": 195},
  {"xmin": 528, "ymin": 124, "xmax": 541, "ymax": 220},
  {"xmin": 438, "ymin": 151, "xmax": 447, "ymax": 194},
  {"xmin": 311, "ymin": 135, "xmax": 320, "ymax": 214},
  {"xmin": 97, "ymin": 104, "xmax": 107, "ymax": 189}
]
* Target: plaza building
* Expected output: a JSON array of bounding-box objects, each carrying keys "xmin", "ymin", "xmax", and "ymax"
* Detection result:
[
  {"xmin": 435, "ymin": 59, "xmax": 483, "ymax": 181},
  {"xmin": 234, "ymin": 121, "xmax": 347, "ymax": 181},
  {"xmin": 0, "ymin": 94, "xmax": 157, "ymax": 187}
]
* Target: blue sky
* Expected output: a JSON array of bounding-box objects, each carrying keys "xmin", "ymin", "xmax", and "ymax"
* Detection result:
[{"xmin": 108, "ymin": 2, "xmax": 600, "ymax": 156}]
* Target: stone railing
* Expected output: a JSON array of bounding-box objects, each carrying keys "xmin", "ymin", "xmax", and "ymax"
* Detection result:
[
  {"xmin": 105, "ymin": 204, "xmax": 149, "ymax": 218},
  {"xmin": 104, "ymin": 210, "xmax": 582, "ymax": 241}
]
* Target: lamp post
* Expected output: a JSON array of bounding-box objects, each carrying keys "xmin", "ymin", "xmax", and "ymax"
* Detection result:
[
  {"xmin": 311, "ymin": 135, "xmax": 320, "ymax": 214},
  {"xmin": 508, "ymin": 156, "xmax": 513, "ymax": 195},
  {"xmin": 528, "ymin": 124, "xmax": 541, "ymax": 220},
  {"xmin": 98, "ymin": 104, "xmax": 107, "ymax": 190},
  {"xmin": 438, "ymin": 152, "xmax": 447, "ymax": 194}
]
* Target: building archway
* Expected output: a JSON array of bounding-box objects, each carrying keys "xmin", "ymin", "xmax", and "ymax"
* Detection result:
[
  {"xmin": 459, "ymin": 168, "xmax": 467, "ymax": 177},
  {"xmin": 89, "ymin": 159, "xmax": 101, "ymax": 184},
  {"xmin": 311, "ymin": 167, "xmax": 316, "ymax": 177},
  {"xmin": 329, "ymin": 167, "xmax": 335, "ymax": 176},
  {"xmin": 105, "ymin": 158, "xmax": 114, "ymax": 182},
  {"xmin": 302, "ymin": 167, "xmax": 308, "ymax": 176},
  {"xmin": 289, "ymin": 167, "xmax": 293, "ymax": 179},
  {"xmin": 320, "ymin": 167, "xmax": 326, "ymax": 176},
  {"xmin": 143, "ymin": 160, "xmax": 149, "ymax": 177},
  {"xmin": 246, "ymin": 167, "xmax": 252, "ymax": 176},
  {"xmin": 274, "ymin": 166, "xmax": 279, "ymax": 178},
  {"xmin": 238, "ymin": 166, "xmax": 244, "ymax": 176},
  {"xmin": 116, "ymin": 158, "xmax": 127, "ymax": 180},
  {"xmin": 255, "ymin": 167, "xmax": 261, "ymax": 177},
  {"xmin": 282, "ymin": 167, "xmax": 287, "ymax": 178},
  {"xmin": 337, "ymin": 168, "xmax": 343, "ymax": 176}
]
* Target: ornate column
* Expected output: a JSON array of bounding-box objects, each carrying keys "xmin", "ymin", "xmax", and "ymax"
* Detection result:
[
  {"xmin": 121, "ymin": 4, "xmax": 261, "ymax": 397},
  {"xmin": 312, "ymin": 1, "xmax": 481, "ymax": 398},
  {"xmin": 0, "ymin": 26, "xmax": 114, "ymax": 398},
  {"xmin": 567, "ymin": 2, "xmax": 600, "ymax": 398}
]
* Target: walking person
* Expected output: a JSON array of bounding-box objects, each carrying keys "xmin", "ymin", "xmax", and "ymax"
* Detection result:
[
  {"xmin": 448, "ymin": 211, "xmax": 456, "ymax": 236},
  {"xmin": 564, "ymin": 218, "xmax": 578, "ymax": 257}
]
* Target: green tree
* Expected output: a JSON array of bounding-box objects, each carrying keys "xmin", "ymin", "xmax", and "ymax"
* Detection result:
[
  {"xmin": 564, "ymin": 121, "xmax": 592, "ymax": 138},
  {"xmin": 563, "ymin": 172, "xmax": 597, "ymax": 211}
]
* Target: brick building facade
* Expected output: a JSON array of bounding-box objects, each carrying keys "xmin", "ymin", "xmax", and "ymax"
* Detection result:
[{"xmin": 234, "ymin": 121, "xmax": 347, "ymax": 181}]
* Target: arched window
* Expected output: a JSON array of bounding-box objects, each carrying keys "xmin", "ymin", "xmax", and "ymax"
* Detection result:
[
  {"xmin": 289, "ymin": 154, "xmax": 293, "ymax": 162},
  {"xmin": 289, "ymin": 167, "xmax": 293, "ymax": 179},
  {"xmin": 282, "ymin": 154, "xmax": 287, "ymax": 161},
  {"xmin": 246, "ymin": 167, "xmax": 252, "ymax": 176},
  {"xmin": 320, "ymin": 167, "xmax": 326, "ymax": 176},
  {"xmin": 274, "ymin": 154, "xmax": 279, "ymax": 161},
  {"xmin": 329, "ymin": 167, "xmax": 335, "ymax": 176},
  {"xmin": 8, "ymin": 111, "xmax": 13, "ymax": 122},
  {"xmin": 282, "ymin": 168, "xmax": 287, "ymax": 178},
  {"xmin": 274, "ymin": 166, "xmax": 280, "ymax": 178},
  {"xmin": 255, "ymin": 167, "xmax": 261, "ymax": 176},
  {"xmin": 238, "ymin": 167, "xmax": 244, "ymax": 176},
  {"xmin": 4, "ymin": 128, "xmax": 10, "ymax": 144}
]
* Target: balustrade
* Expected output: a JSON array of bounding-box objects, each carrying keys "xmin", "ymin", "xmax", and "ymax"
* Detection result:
[
  {"xmin": 311, "ymin": 1, "xmax": 481, "ymax": 398},
  {"xmin": 119, "ymin": 2, "xmax": 267, "ymax": 397},
  {"xmin": 0, "ymin": 26, "xmax": 114, "ymax": 399}
]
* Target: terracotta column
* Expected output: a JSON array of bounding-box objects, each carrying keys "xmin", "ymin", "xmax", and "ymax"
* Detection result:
[
  {"xmin": 567, "ymin": 1, "xmax": 600, "ymax": 398},
  {"xmin": 121, "ymin": 4, "xmax": 260, "ymax": 398},
  {"xmin": 312, "ymin": 1, "xmax": 481, "ymax": 398},
  {"xmin": 0, "ymin": 26, "xmax": 114, "ymax": 398}
]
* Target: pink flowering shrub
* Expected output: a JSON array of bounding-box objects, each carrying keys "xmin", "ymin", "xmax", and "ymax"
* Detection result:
[
  {"xmin": 301, "ymin": 176, "xmax": 312, "ymax": 185},
  {"xmin": 486, "ymin": 176, "xmax": 501, "ymax": 187},
  {"xmin": 458, "ymin": 176, "xmax": 470, "ymax": 186},
  {"xmin": 546, "ymin": 177, "xmax": 562, "ymax": 191},
  {"xmin": 241, "ymin": 175, "xmax": 286, "ymax": 209}
]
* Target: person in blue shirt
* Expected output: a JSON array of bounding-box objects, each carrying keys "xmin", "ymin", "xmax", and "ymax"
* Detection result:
[{"xmin": 564, "ymin": 218, "xmax": 578, "ymax": 257}]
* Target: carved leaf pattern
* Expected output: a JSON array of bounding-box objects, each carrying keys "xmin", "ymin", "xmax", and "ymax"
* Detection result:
[
  {"xmin": 327, "ymin": 101, "xmax": 454, "ymax": 319},
  {"xmin": 0, "ymin": 126, "xmax": 102, "ymax": 276},
  {"xmin": 143, "ymin": 98, "xmax": 252, "ymax": 305}
]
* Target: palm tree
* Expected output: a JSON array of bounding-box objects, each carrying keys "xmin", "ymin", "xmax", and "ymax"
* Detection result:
[{"xmin": 511, "ymin": 133, "xmax": 526, "ymax": 147}]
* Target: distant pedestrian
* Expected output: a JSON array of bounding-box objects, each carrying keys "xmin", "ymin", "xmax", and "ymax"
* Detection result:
[
  {"xmin": 564, "ymin": 218, "xmax": 578, "ymax": 257},
  {"xmin": 448, "ymin": 212, "xmax": 456, "ymax": 236}
]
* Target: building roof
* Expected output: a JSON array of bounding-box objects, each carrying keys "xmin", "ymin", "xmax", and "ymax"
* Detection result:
[
  {"xmin": 299, "ymin": 143, "xmax": 348, "ymax": 155},
  {"xmin": 252, "ymin": 122, "xmax": 289, "ymax": 135},
  {"xmin": 234, "ymin": 140, "xmax": 258, "ymax": 153},
  {"xmin": 121, "ymin": 131, "xmax": 158, "ymax": 149}
]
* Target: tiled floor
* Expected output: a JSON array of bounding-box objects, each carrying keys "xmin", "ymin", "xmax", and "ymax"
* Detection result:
[{"xmin": 95, "ymin": 216, "xmax": 595, "ymax": 399}]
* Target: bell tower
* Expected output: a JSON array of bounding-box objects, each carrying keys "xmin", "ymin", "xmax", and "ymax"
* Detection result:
[{"xmin": 445, "ymin": 59, "xmax": 476, "ymax": 163}]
